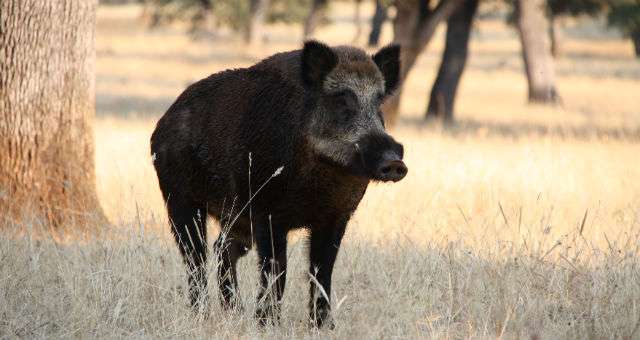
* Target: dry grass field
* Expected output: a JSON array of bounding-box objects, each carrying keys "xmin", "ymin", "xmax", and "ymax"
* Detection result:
[{"xmin": 2, "ymin": 3, "xmax": 640, "ymax": 339}]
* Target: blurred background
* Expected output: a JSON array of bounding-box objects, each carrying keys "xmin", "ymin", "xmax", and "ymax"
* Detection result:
[
  {"xmin": 92, "ymin": 0, "xmax": 640, "ymax": 229},
  {"xmin": 96, "ymin": 0, "xmax": 639, "ymax": 127},
  {"xmin": 2, "ymin": 0, "xmax": 639, "ymax": 229}
]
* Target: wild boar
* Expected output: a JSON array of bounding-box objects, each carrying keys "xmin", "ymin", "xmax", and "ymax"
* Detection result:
[{"xmin": 150, "ymin": 40, "xmax": 407, "ymax": 327}]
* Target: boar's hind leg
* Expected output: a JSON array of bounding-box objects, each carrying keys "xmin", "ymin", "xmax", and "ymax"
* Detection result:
[
  {"xmin": 254, "ymin": 218, "xmax": 288, "ymax": 325},
  {"xmin": 308, "ymin": 217, "xmax": 348, "ymax": 329},
  {"xmin": 168, "ymin": 197, "xmax": 208, "ymax": 310},
  {"xmin": 213, "ymin": 232, "xmax": 250, "ymax": 309}
]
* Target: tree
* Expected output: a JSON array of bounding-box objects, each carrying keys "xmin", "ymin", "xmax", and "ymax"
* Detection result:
[
  {"xmin": 368, "ymin": 0, "xmax": 389, "ymax": 47},
  {"xmin": 245, "ymin": 0, "xmax": 271, "ymax": 45},
  {"xmin": 548, "ymin": 12, "xmax": 564, "ymax": 57},
  {"xmin": 382, "ymin": 0, "xmax": 463, "ymax": 127},
  {"xmin": 144, "ymin": 0, "xmax": 310, "ymax": 41},
  {"xmin": 608, "ymin": 0, "xmax": 640, "ymax": 57},
  {"xmin": 514, "ymin": 0, "xmax": 560, "ymax": 103},
  {"xmin": 426, "ymin": 0, "xmax": 479, "ymax": 123},
  {"xmin": 141, "ymin": 0, "xmax": 200, "ymax": 29},
  {"xmin": 303, "ymin": 0, "xmax": 328, "ymax": 38},
  {"xmin": 547, "ymin": 0, "xmax": 605, "ymax": 57},
  {"xmin": 0, "ymin": 0, "xmax": 105, "ymax": 227},
  {"xmin": 189, "ymin": 0, "xmax": 215, "ymax": 34},
  {"xmin": 353, "ymin": 0, "xmax": 364, "ymax": 43}
]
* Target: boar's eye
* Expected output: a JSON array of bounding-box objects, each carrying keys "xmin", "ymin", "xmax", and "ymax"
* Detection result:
[
  {"xmin": 329, "ymin": 89, "xmax": 359, "ymax": 114},
  {"xmin": 374, "ymin": 92, "xmax": 385, "ymax": 105}
]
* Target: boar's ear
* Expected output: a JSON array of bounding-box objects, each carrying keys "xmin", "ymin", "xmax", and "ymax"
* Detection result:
[
  {"xmin": 373, "ymin": 44, "xmax": 401, "ymax": 94},
  {"xmin": 301, "ymin": 40, "xmax": 338, "ymax": 88}
]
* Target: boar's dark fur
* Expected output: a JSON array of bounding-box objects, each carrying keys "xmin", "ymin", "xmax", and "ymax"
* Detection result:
[{"xmin": 150, "ymin": 40, "xmax": 406, "ymax": 328}]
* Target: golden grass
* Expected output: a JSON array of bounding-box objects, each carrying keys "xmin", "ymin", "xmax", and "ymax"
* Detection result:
[{"xmin": 2, "ymin": 3, "xmax": 640, "ymax": 338}]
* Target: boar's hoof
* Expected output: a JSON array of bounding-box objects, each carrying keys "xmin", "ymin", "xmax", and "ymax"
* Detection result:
[{"xmin": 310, "ymin": 307, "xmax": 335, "ymax": 330}]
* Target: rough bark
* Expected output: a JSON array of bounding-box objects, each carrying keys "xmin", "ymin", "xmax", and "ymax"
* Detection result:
[
  {"xmin": 303, "ymin": 0, "xmax": 328, "ymax": 39},
  {"xmin": 245, "ymin": 0, "xmax": 271, "ymax": 46},
  {"xmin": 368, "ymin": 0, "xmax": 388, "ymax": 47},
  {"xmin": 515, "ymin": 0, "xmax": 560, "ymax": 103},
  {"xmin": 382, "ymin": 0, "xmax": 463, "ymax": 127},
  {"xmin": 0, "ymin": 0, "xmax": 105, "ymax": 227},
  {"xmin": 426, "ymin": 0, "xmax": 478, "ymax": 123}
]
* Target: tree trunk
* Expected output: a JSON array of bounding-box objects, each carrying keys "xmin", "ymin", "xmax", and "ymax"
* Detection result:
[
  {"xmin": 549, "ymin": 14, "xmax": 563, "ymax": 58},
  {"xmin": 426, "ymin": 0, "xmax": 478, "ymax": 123},
  {"xmin": 353, "ymin": 0, "xmax": 364, "ymax": 43},
  {"xmin": 189, "ymin": 0, "xmax": 215, "ymax": 35},
  {"xmin": 245, "ymin": 0, "xmax": 271, "ymax": 46},
  {"xmin": 368, "ymin": 0, "xmax": 388, "ymax": 47},
  {"xmin": 303, "ymin": 0, "xmax": 328, "ymax": 39},
  {"xmin": 515, "ymin": 0, "xmax": 560, "ymax": 103},
  {"xmin": 632, "ymin": 30, "xmax": 640, "ymax": 58},
  {"xmin": 0, "ymin": 0, "xmax": 105, "ymax": 227},
  {"xmin": 382, "ymin": 0, "xmax": 463, "ymax": 127},
  {"xmin": 141, "ymin": 0, "xmax": 165, "ymax": 29}
]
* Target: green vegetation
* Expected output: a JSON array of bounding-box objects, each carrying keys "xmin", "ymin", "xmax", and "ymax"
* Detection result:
[
  {"xmin": 145, "ymin": 0, "xmax": 311, "ymax": 32},
  {"xmin": 547, "ymin": 0, "xmax": 606, "ymax": 16},
  {"xmin": 608, "ymin": 0, "xmax": 640, "ymax": 55}
]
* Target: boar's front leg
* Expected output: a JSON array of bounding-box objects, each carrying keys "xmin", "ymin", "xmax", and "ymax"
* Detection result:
[
  {"xmin": 308, "ymin": 216, "xmax": 348, "ymax": 328},
  {"xmin": 214, "ymin": 232, "xmax": 250, "ymax": 310},
  {"xmin": 254, "ymin": 216, "xmax": 288, "ymax": 325}
]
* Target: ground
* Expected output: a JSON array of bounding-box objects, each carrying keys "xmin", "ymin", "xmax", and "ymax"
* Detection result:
[{"xmin": 2, "ymin": 2, "xmax": 640, "ymax": 339}]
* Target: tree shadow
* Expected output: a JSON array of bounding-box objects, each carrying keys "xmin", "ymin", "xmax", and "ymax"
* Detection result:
[
  {"xmin": 562, "ymin": 51, "xmax": 635, "ymax": 63},
  {"xmin": 99, "ymin": 49, "xmax": 259, "ymax": 65},
  {"xmin": 467, "ymin": 56, "xmax": 640, "ymax": 80},
  {"xmin": 96, "ymin": 93, "xmax": 174, "ymax": 118},
  {"xmin": 398, "ymin": 116, "xmax": 640, "ymax": 142}
]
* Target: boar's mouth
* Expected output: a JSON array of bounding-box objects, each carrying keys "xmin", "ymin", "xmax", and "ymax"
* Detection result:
[{"xmin": 309, "ymin": 134, "xmax": 407, "ymax": 182}]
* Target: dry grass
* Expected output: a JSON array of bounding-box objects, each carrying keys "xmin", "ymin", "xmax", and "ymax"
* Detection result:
[{"xmin": 2, "ymin": 2, "xmax": 640, "ymax": 339}]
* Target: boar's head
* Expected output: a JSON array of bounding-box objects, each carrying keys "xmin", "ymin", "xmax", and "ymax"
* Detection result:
[{"xmin": 301, "ymin": 40, "xmax": 407, "ymax": 183}]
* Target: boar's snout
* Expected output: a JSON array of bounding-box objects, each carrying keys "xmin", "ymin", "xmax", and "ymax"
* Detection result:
[
  {"xmin": 374, "ymin": 152, "xmax": 407, "ymax": 182},
  {"xmin": 356, "ymin": 133, "xmax": 407, "ymax": 183}
]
